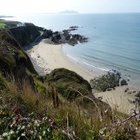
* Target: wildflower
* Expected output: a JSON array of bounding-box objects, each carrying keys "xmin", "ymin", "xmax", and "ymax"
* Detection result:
[
  {"xmin": 21, "ymin": 125, "xmax": 25, "ymax": 130},
  {"xmin": 0, "ymin": 135, "xmax": 3, "ymax": 140},
  {"xmin": 9, "ymin": 130, "xmax": 14, "ymax": 135},
  {"xmin": 43, "ymin": 130, "xmax": 46, "ymax": 136},
  {"xmin": 47, "ymin": 128, "xmax": 50, "ymax": 132},
  {"xmin": 99, "ymin": 127, "xmax": 107, "ymax": 136},
  {"xmin": 21, "ymin": 133, "xmax": 25, "ymax": 136},
  {"xmin": 2, "ymin": 132, "xmax": 9, "ymax": 137},
  {"xmin": 30, "ymin": 130, "xmax": 34, "ymax": 134},
  {"xmin": 34, "ymin": 120, "xmax": 40, "ymax": 127}
]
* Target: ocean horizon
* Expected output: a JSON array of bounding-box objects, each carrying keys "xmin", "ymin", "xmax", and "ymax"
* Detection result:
[{"xmin": 4, "ymin": 13, "xmax": 140, "ymax": 87}]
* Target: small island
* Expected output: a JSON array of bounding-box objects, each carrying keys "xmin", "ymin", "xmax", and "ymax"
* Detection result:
[{"xmin": 59, "ymin": 10, "xmax": 79, "ymax": 14}]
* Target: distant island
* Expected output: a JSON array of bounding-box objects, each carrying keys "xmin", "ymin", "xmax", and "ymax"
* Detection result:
[
  {"xmin": 0, "ymin": 15, "xmax": 13, "ymax": 18},
  {"xmin": 59, "ymin": 10, "xmax": 79, "ymax": 14}
]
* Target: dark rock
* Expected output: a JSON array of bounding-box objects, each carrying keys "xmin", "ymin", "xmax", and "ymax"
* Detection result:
[
  {"xmin": 124, "ymin": 88, "xmax": 129, "ymax": 92},
  {"xmin": 9, "ymin": 24, "xmax": 41, "ymax": 47},
  {"xmin": 68, "ymin": 26, "xmax": 79, "ymax": 32},
  {"xmin": 63, "ymin": 30, "xmax": 71, "ymax": 40},
  {"xmin": 127, "ymin": 78, "xmax": 130, "ymax": 81},
  {"xmin": 134, "ymin": 91, "xmax": 140, "ymax": 106},
  {"xmin": 0, "ymin": 30, "xmax": 37, "ymax": 84},
  {"xmin": 42, "ymin": 28, "xmax": 88, "ymax": 46},
  {"xmin": 120, "ymin": 79, "xmax": 128, "ymax": 86},
  {"xmin": 136, "ymin": 91, "xmax": 140, "ymax": 98},
  {"xmin": 42, "ymin": 30, "xmax": 53, "ymax": 38},
  {"xmin": 52, "ymin": 32, "xmax": 62, "ymax": 43},
  {"xmin": 133, "ymin": 90, "xmax": 136, "ymax": 93},
  {"xmin": 69, "ymin": 26, "xmax": 78, "ymax": 29},
  {"xmin": 106, "ymin": 88, "xmax": 113, "ymax": 91},
  {"xmin": 128, "ymin": 91, "xmax": 132, "ymax": 94},
  {"xmin": 90, "ymin": 71, "xmax": 122, "ymax": 92}
]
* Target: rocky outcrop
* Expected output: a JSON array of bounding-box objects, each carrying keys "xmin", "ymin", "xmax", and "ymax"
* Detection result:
[
  {"xmin": 9, "ymin": 23, "xmax": 41, "ymax": 47},
  {"xmin": 42, "ymin": 27, "xmax": 88, "ymax": 46},
  {"xmin": 90, "ymin": 71, "xmax": 128, "ymax": 92},
  {"xmin": 120, "ymin": 79, "xmax": 128, "ymax": 86},
  {"xmin": 0, "ymin": 30, "xmax": 37, "ymax": 82},
  {"xmin": 1, "ymin": 21, "xmax": 87, "ymax": 48}
]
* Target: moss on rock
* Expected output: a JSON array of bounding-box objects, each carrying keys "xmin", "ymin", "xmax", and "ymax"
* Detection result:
[
  {"xmin": 0, "ymin": 30, "xmax": 37, "ymax": 83},
  {"xmin": 46, "ymin": 68, "xmax": 92, "ymax": 100}
]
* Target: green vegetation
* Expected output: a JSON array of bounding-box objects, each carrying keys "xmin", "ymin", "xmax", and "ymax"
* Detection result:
[
  {"xmin": 46, "ymin": 68, "xmax": 91, "ymax": 100},
  {"xmin": 0, "ymin": 30, "xmax": 36, "ymax": 80},
  {"xmin": 0, "ymin": 24, "xmax": 139, "ymax": 139},
  {"xmin": 17, "ymin": 50, "xmax": 27, "ymax": 60},
  {"xmin": 34, "ymin": 78, "xmax": 47, "ymax": 94},
  {"xmin": 0, "ymin": 73, "xmax": 139, "ymax": 139},
  {"xmin": 0, "ymin": 22, "xmax": 7, "ymax": 29},
  {"xmin": 0, "ymin": 19, "xmax": 21, "ymax": 29},
  {"xmin": 0, "ymin": 74, "xmax": 7, "ymax": 90}
]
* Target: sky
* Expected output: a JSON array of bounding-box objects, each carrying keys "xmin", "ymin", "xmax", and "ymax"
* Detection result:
[{"xmin": 0, "ymin": 0, "xmax": 140, "ymax": 15}]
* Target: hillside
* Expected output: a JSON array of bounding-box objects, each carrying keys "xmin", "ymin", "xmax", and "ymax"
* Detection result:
[{"xmin": 0, "ymin": 22, "xmax": 140, "ymax": 139}]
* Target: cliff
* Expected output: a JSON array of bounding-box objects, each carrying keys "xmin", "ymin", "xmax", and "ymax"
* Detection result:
[
  {"xmin": 9, "ymin": 23, "xmax": 41, "ymax": 47},
  {"xmin": 0, "ymin": 30, "xmax": 36, "ymax": 81},
  {"xmin": 0, "ymin": 22, "xmax": 139, "ymax": 139}
]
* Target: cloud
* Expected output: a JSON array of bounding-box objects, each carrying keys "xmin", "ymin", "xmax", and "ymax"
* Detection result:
[{"xmin": 0, "ymin": 0, "xmax": 140, "ymax": 15}]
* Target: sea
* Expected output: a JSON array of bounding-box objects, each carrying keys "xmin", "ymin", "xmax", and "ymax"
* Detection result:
[{"xmin": 4, "ymin": 13, "xmax": 140, "ymax": 87}]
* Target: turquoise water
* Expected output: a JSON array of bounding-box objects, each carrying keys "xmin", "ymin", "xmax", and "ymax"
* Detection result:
[{"xmin": 7, "ymin": 13, "xmax": 140, "ymax": 86}]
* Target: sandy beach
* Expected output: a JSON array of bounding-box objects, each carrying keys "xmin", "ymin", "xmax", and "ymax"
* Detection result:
[
  {"xmin": 26, "ymin": 40, "xmax": 138, "ymax": 114},
  {"xmin": 94, "ymin": 86, "xmax": 137, "ymax": 114},
  {"xmin": 27, "ymin": 40, "xmax": 105, "ymax": 81}
]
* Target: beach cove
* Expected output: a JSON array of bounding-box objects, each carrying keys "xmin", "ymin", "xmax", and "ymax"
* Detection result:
[
  {"xmin": 27, "ymin": 40, "xmax": 105, "ymax": 81},
  {"xmin": 26, "ymin": 39, "xmax": 138, "ymax": 114}
]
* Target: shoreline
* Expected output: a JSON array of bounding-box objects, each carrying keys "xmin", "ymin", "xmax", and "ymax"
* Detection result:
[
  {"xmin": 26, "ymin": 39, "xmax": 139, "ymax": 114},
  {"xmin": 27, "ymin": 39, "xmax": 105, "ymax": 82}
]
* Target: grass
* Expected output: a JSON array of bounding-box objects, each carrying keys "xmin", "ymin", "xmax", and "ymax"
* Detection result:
[
  {"xmin": 0, "ymin": 19, "xmax": 21, "ymax": 29},
  {"xmin": 34, "ymin": 78, "xmax": 47, "ymax": 95},
  {"xmin": 0, "ymin": 22, "xmax": 7, "ymax": 29},
  {"xmin": 0, "ymin": 20, "xmax": 139, "ymax": 139},
  {"xmin": 0, "ymin": 74, "xmax": 139, "ymax": 139},
  {"xmin": 46, "ymin": 68, "xmax": 92, "ymax": 101},
  {"xmin": 17, "ymin": 50, "xmax": 27, "ymax": 60}
]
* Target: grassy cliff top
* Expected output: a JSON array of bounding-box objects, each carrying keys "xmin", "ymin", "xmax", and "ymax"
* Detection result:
[{"xmin": 0, "ymin": 19, "xmax": 21, "ymax": 29}]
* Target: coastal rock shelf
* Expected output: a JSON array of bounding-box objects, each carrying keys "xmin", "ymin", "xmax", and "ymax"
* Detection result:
[
  {"xmin": 42, "ymin": 26, "xmax": 88, "ymax": 46},
  {"xmin": 0, "ymin": 20, "xmax": 88, "ymax": 48}
]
